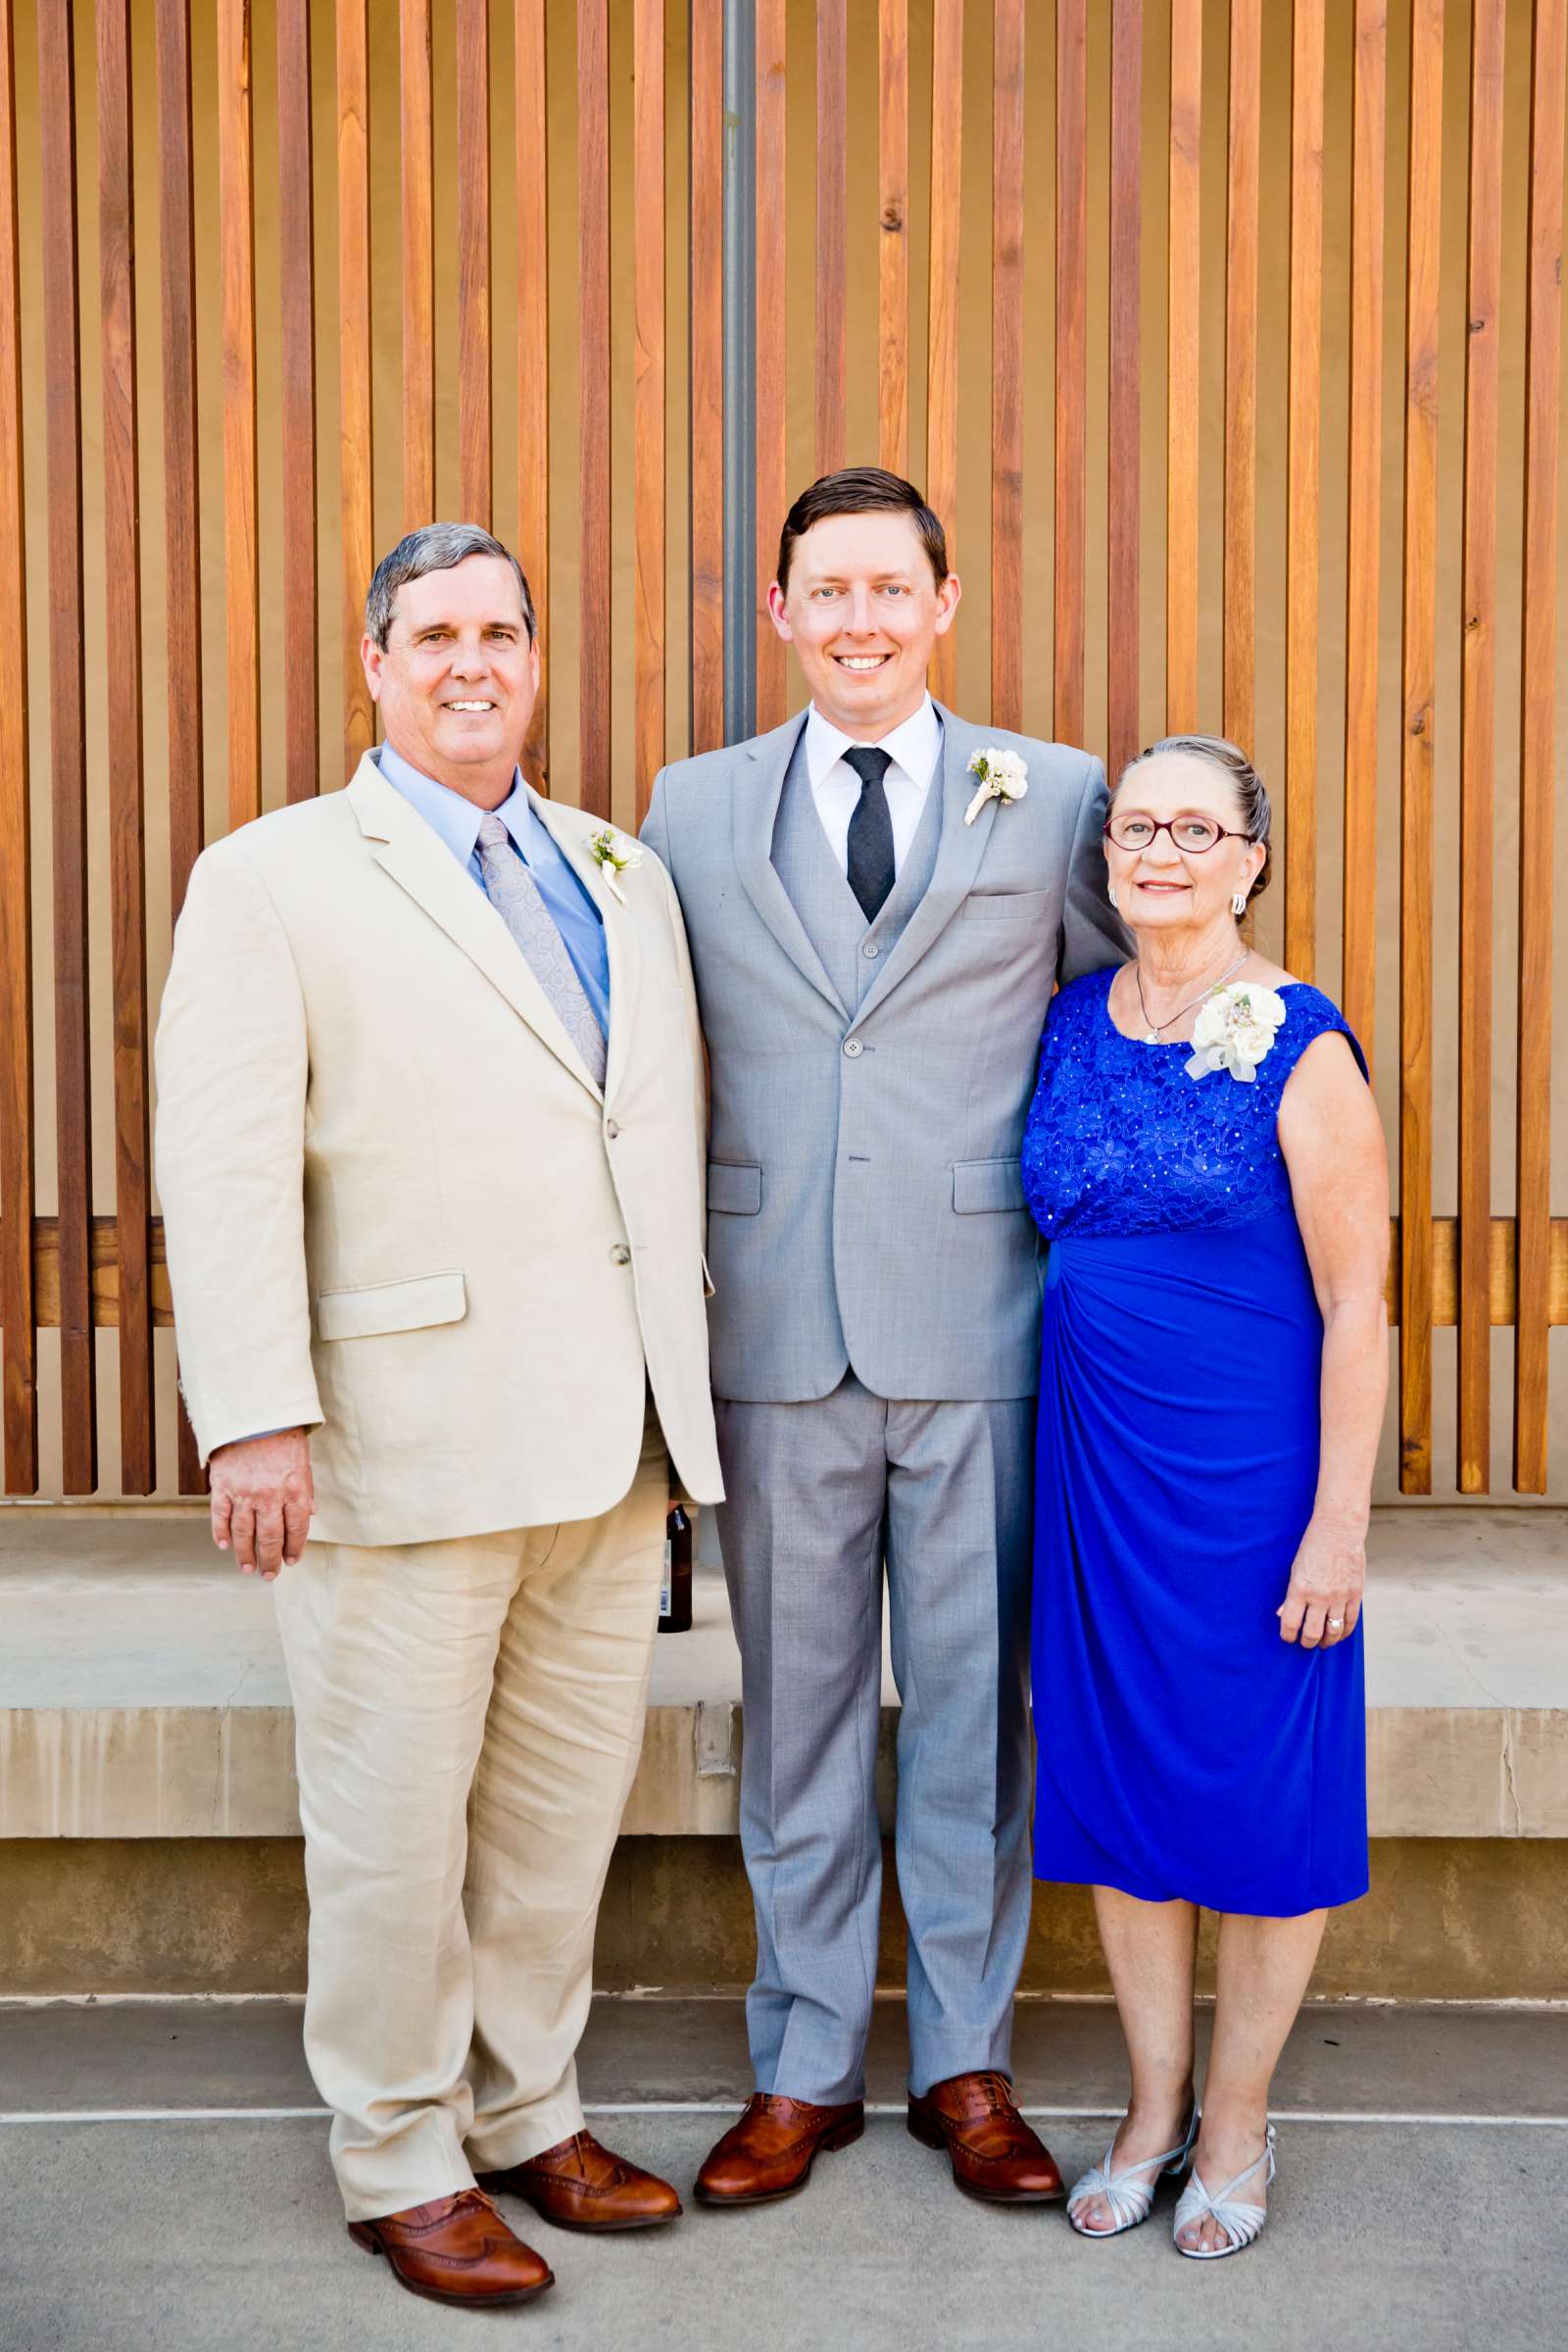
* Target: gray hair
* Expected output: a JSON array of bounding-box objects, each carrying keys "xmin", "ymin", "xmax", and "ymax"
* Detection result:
[
  {"xmin": 364, "ymin": 522, "xmax": 537, "ymax": 650},
  {"xmin": 1115, "ymin": 733, "xmax": 1273, "ymax": 902}
]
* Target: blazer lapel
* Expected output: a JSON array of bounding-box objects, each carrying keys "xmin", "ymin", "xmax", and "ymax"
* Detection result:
[
  {"xmin": 853, "ymin": 705, "xmax": 999, "ymax": 1024},
  {"xmin": 527, "ymin": 785, "xmax": 643, "ymax": 1108},
  {"xmin": 734, "ymin": 715, "xmax": 850, "ymax": 1020},
  {"xmin": 346, "ymin": 757, "xmax": 604, "ymax": 1102}
]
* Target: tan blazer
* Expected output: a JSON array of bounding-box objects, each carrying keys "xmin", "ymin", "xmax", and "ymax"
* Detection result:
[{"xmin": 155, "ymin": 753, "xmax": 723, "ymax": 1547}]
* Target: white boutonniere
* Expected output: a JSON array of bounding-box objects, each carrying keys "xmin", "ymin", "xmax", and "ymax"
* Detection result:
[
  {"xmin": 964, "ymin": 746, "xmax": 1030, "ymax": 825},
  {"xmin": 1184, "ymin": 980, "xmax": 1288, "ymax": 1083},
  {"xmin": 588, "ymin": 827, "xmax": 643, "ymax": 904}
]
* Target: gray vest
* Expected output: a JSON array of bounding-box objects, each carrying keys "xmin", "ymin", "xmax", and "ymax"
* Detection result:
[{"xmin": 769, "ymin": 731, "xmax": 945, "ymax": 1011}]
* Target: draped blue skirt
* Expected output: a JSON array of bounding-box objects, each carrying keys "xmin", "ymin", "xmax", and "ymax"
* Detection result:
[{"xmin": 1030, "ymin": 1206, "xmax": 1368, "ymax": 1918}]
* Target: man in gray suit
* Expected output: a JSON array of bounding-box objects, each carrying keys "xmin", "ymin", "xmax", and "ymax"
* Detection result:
[{"xmin": 642, "ymin": 469, "xmax": 1125, "ymax": 2207}]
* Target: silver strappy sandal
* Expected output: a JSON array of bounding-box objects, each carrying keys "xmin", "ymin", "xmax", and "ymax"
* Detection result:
[
  {"xmin": 1066, "ymin": 2109, "xmax": 1200, "ymax": 2238},
  {"xmin": 1172, "ymin": 2122, "xmax": 1277, "ymax": 2259}
]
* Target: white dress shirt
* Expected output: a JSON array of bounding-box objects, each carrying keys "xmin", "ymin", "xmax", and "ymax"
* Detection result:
[{"xmin": 804, "ymin": 696, "xmax": 944, "ymax": 878}]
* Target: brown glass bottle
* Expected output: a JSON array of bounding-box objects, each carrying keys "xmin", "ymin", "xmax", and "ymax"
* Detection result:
[{"xmin": 658, "ymin": 1503, "xmax": 693, "ymax": 1634}]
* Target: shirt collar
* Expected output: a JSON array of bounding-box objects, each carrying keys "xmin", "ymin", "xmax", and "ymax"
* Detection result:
[
  {"xmin": 804, "ymin": 694, "xmax": 943, "ymax": 793},
  {"xmin": 376, "ymin": 741, "xmax": 530, "ymax": 866}
]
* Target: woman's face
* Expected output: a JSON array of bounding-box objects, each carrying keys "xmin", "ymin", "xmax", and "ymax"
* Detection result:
[{"xmin": 1103, "ymin": 751, "xmax": 1266, "ymax": 936}]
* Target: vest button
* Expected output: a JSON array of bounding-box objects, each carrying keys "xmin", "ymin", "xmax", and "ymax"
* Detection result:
[
  {"xmin": 862, "ymin": 943, "xmax": 880, "ymax": 958},
  {"xmin": 610, "ymin": 1244, "xmax": 632, "ymax": 1265},
  {"xmin": 843, "ymin": 1038, "xmax": 864, "ymax": 1058}
]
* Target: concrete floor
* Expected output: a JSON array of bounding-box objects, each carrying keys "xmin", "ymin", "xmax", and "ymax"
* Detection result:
[{"xmin": 1, "ymin": 1999, "xmax": 1563, "ymax": 2351}]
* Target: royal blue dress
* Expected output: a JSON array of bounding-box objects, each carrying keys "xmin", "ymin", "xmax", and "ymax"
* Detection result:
[{"xmin": 1021, "ymin": 967, "xmax": 1370, "ymax": 1918}]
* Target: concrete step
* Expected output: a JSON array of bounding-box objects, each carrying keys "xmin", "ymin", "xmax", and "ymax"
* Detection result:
[{"xmin": 1, "ymin": 1504, "xmax": 1564, "ymax": 1839}]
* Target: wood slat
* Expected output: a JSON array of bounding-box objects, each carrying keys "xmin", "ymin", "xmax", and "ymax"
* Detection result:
[
  {"xmin": 1054, "ymin": 0, "xmax": 1087, "ymax": 746},
  {"xmin": 1341, "ymin": 0, "xmax": 1385, "ymax": 1061},
  {"xmin": 578, "ymin": 0, "xmax": 611, "ymax": 814},
  {"xmin": 98, "ymin": 0, "xmax": 153, "ymax": 1494},
  {"xmin": 926, "ymin": 0, "xmax": 962, "ymax": 710},
  {"xmin": 457, "ymin": 0, "xmax": 492, "ymax": 524},
  {"xmin": 37, "ymin": 0, "xmax": 94, "ymax": 1493},
  {"xmin": 815, "ymin": 0, "xmax": 847, "ymax": 473},
  {"xmin": 0, "ymin": 0, "xmax": 33, "ymax": 1491},
  {"xmin": 1457, "ymin": 0, "xmax": 1505, "ymax": 1493},
  {"xmin": 991, "ymin": 0, "xmax": 1024, "ymax": 731},
  {"xmin": 1223, "ymin": 0, "xmax": 1259, "ymax": 752},
  {"xmin": 1514, "ymin": 0, "xmax": 1565, "ymax": 1494},
  {"xmin": 155, "ymin": 0, "xmax": 205, "ymax": 1494},
  {"xmin": 1166, "ymin": 0, "xmax": 1200, "ymax": 733},
  {"xmin": 399, "ymin": 0, "xmax": 434, "ymax": 529},
  {"xmin": 1105, "ymin": 0, "xmax": 1142, "ymax": 788},
  {"xmin": 278, "ymin": 0, "xmax": 318, "ymax": 806},
  {"xmin": 16, "ymin": 1212, "xmax": 1567, "ymax": 1337},
  {"xmin": 877, "ymin": 0, "xmax": 908, "ymax": 474},
  {"xmin": 1283, "ymin": 0, "xmax": 1324, "ymax": 981},
  {"xmin": 219, "ymin": 0, "xmax": 260, "ymax": 833},
  {"xmin": 515, "ymin": 0, "xmax": 549, "ymax": 789},
  {"xmin": 755, "ymin": 0, "xmax": 788, "ymax": 729},
  {"xmin": 1398, "ymin": 0, "xmax": 1444, "ymax": 1494},
  {"xmin": 337, "ymin": 0, "xmax": 374, "ymax": 779},
  {"xmin": 633, "ymin": 0, "xmax": 664, "ymax": 824},
  {"xmin": 689, "ymin": 0, "xmax": 723, "ymax": 753}
]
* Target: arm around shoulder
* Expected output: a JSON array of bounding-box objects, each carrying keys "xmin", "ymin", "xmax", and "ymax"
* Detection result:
[
  {"xmin": 1059, "ymin": 754, "xmax": 1131, "ymax": 983},
  {"xmin": 155, "ymin": 843, "xmax": 322, "ymax": 1465}
]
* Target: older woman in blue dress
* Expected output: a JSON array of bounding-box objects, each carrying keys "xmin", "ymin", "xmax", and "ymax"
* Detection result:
[{"xmin": 1020, "ymin": 736, "xmax": 1389, "ymax": 2259}]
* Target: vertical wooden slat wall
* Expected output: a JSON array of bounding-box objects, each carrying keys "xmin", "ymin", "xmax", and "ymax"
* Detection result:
[
  {"xmin": 2, "ymin": 1, "xmax": 1565, "ymax": 1502},
  {"xmin": 0, "ymin": 0, "xmax": 33, "ymax": 1493},
  {"xmin": 98, "ymin": 0, "xmax": 153, "ymax": 1492}
]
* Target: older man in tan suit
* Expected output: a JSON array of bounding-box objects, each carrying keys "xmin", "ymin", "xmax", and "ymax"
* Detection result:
[{"xmin": 156, "ymin": 522, "xmax": 722, "ymax": 2312}]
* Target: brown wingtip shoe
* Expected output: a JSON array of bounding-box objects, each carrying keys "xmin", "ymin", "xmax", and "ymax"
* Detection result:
[
  {"xmin": 907, "ymin": 2071, "xmax": 1066, "ymax": 2204},
  {"xmin": 347, "ymin": 2187, "xmax": 555, "ymax": 2306},
  {"xmin": 476, "ymin": 2131, "xmax": 682, "ymax": 2231},
  {"xmin": 694, "ymin": 2093, "xmax": 865, "ymax": 2207}
]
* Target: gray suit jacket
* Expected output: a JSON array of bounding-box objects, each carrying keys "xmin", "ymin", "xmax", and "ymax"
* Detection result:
[{"xmin": 642, "ymin": 704, "xmax": 1126, "ymax": 1403}]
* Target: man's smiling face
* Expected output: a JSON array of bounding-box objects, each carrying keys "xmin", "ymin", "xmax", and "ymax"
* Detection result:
[
  {"xmin": 363, "ymin": 554, "xmax": 539, "ymax": 801},
  {"xmin": 767, "ymin": 509, "xmax": 960, "ymax": 741}
]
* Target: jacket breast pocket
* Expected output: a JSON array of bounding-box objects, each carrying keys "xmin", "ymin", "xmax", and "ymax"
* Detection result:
[
  {"xmin": 708, "ymin": 1160, "xmax": 762, "ymax": 1216},
  {"xmin": 953, "ymin": 1158, "xmax": 1026, "ymax": 1214},
  {"xmin": 314, "ymin": 1269, "xmax": 467, "ymax": 1342},
  {"xmin": 959, "ymin": 888, "xmax": 1058, "ymax": 921}
]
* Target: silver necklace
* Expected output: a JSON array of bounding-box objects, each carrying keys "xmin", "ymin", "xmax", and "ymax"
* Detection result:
[{"xmin": 1133, "ymin": 946, "xmax": 1250, "ymax": 1045}]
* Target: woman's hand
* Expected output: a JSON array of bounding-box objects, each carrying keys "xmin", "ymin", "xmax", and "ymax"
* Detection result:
[{"xmin": 1277, "ymin": 1516, "xmax": 1365, "ymax": 1648}]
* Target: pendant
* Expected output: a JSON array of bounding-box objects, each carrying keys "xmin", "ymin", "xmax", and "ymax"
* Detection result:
[{"xmin": 1143, "ymin": 1030, "xmax": 1160, "ymax": 1046}]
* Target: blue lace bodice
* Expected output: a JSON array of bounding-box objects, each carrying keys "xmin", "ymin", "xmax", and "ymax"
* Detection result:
[{"xmin": 1021, "ymin": 966, "xmax": 1366, "ymax": 1242}]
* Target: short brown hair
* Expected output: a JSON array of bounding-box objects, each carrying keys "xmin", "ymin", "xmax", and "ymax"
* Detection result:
[
  {"xmin": 1116, "ymin": 734, "xmax": 1273, "ymax": 903},
  {"xmin": 776, "ymin": 467, "xmax": 950, "ymax": 594}
]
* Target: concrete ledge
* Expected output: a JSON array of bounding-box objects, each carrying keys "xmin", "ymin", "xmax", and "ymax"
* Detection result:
[{"xmin": 1, "ymin": 1505, "xmax": 1564, "ymax": 1839}]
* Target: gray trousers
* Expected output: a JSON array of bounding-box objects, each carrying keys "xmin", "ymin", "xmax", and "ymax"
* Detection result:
[{"xmin": 714, "ymin": 1374, "xmax": 1036, "ymax": 2103}]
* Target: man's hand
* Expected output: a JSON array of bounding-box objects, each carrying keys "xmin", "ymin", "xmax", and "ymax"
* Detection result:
[{"xmin": 209, "ymin": 1430, "xmax": 315, "ymax": 1580}]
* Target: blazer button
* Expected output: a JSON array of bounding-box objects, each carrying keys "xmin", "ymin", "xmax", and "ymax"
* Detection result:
[
  {"xmin": 606, "ymin": 1119, "xmax": 620, "ymax": 1139},
  {"xmin": 611, "ymin": 1244, "xmax": 632, "ymax": 1265},
  {"xmin": 861, "ymin": 942, "xmax": 880, "ymax": 958},
  {"xmin": 842, "ymin": 1038, "xmax": 863, "ymax": 1057}
]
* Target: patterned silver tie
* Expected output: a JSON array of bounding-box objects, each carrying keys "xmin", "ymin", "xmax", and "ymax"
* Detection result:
[{"xmin": 475, "ymin": 811, "xmax": 608, "ymax": 1088}]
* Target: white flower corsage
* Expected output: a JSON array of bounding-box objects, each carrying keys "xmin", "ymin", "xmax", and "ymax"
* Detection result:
[
  {"xmin": 587, "ymin": 827, "xmax": 643, "ymax": 903},
  {"xmin": 963, "ymin": 746, "xmax": 1030, "ymax": 825},
  {"xmin": 1184, "ymin": 980, "xmax": 1288, "ymax": 1083}
]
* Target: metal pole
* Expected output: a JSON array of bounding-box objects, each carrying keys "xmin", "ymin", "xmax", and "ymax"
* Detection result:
[{"xmin": 722, "ymin": 0, "xmax": 757, "ymax": 743}]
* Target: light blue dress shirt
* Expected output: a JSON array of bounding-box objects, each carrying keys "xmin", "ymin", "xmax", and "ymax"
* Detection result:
[{"xmin": 376, "ymin": 742, "xmax": 612, "ymax": 1036}]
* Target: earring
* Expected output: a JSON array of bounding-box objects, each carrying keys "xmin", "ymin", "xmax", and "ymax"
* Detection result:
[
  {"xmin": 1231, "ymin": 890, "xmax": 1249, "ymax": 917},
  {"xmin": 1107, "ymin": 883, "xmax": 1119, "ymax": 909}
]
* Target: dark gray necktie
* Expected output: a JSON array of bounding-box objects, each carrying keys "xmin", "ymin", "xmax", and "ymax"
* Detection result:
[{"xmin": 843, "ymin": 745, "xmax": 896, "ymax": 923}]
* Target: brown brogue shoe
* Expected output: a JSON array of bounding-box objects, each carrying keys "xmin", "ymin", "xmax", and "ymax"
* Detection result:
[
  {"xmin": 907, "ymin": 2071, "xmax": 1066, "ymax": 2205},
  {"xmin": 695, "ymin": 2093, "xmax": 864, "ymax": 2207},
  {"xmin": 347, "ymin": 2187, "xmax": 554, "ymax": 2306},
  {"xmin": 476, "ymin": 2131, "xmax": 681, "ymax": 2231}
]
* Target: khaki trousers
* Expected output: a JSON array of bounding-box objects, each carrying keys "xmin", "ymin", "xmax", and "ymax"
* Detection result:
[{"xmin": 273, "ymin": 1411, "xmax": 669, "ymax": 2222}]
